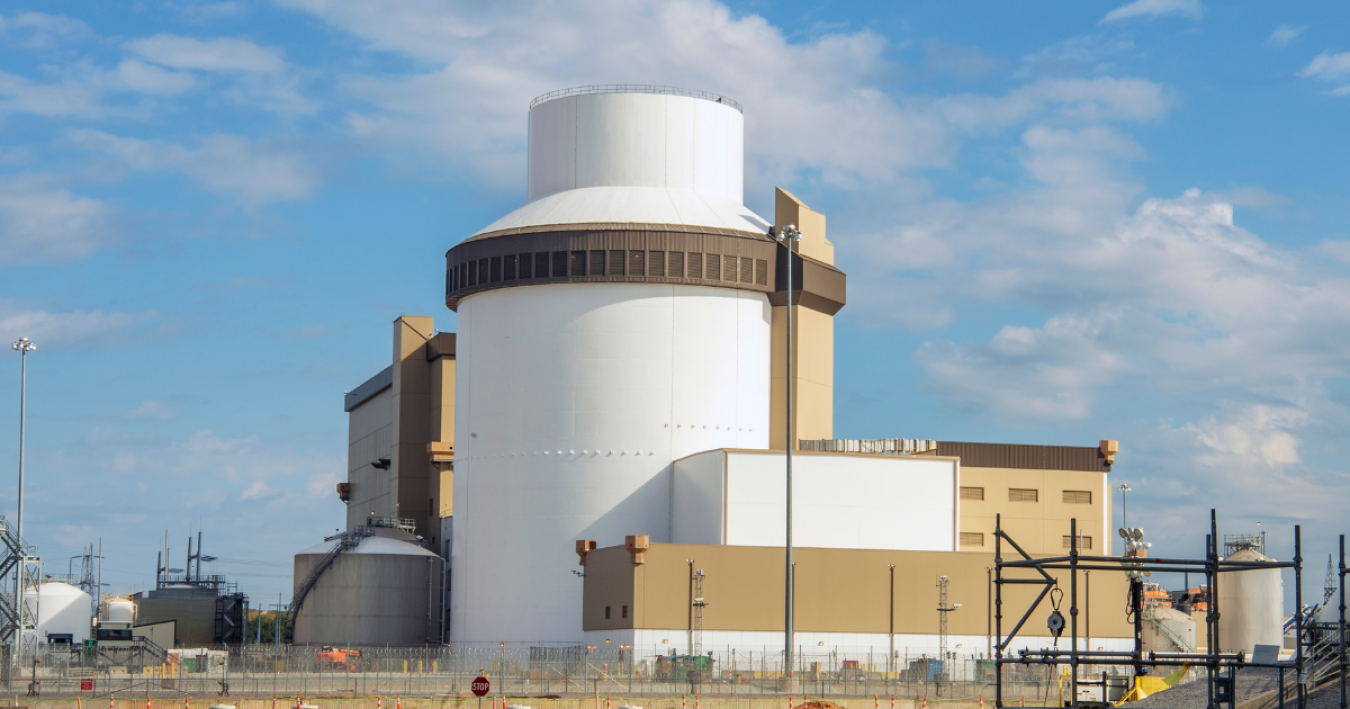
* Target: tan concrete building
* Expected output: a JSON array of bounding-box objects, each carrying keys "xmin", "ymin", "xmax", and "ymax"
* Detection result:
[
  {"xmin": 342, "ymin": 316, "xmax": 455, "ymax": 548},
  {"xmin": 579, "ymin": 542, "xmax": 1132, "ymax": 657}
]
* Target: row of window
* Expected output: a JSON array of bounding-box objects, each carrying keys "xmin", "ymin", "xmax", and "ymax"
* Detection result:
[
  {"xmin": 959, "ymin": 487, "xmax": 1093, "ymax": 504},
  {"xmin": 959, "ymin": 532, "xmax": 1095, "ymax": 549},
  {"xmin": 449, "ymin": 250, "xmax": 770, "ymax": 292},
  {"xmin": 604, "ymin": 604, "xmax": 628, "ymax": 620}
]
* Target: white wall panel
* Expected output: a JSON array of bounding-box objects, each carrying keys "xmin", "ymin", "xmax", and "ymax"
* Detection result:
[
  {"xmin": 722, "ymin": 453, "xmax": 957, "ymax": 551},
  {"xmin": 451, "ymin": 284, "xmax": 770, "ymax": 644},
  {"xmin": 672, "ymin": 450, "xmax": 726, "ymax": 545}
]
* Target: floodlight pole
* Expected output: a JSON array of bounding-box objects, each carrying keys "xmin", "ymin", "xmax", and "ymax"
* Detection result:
[
  {"xmin": 774, "ymin": 224, "xmax": 802, "ymax": 679},
  {"xmin": 10, "ymin": 337, "xmax": 35, "ymax": 664}
]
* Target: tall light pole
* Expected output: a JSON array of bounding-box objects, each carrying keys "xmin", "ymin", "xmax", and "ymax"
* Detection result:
[
  {"xmin": 774, "ymin": 224, "xmax": 802, "ymax": 678},
  {"xmin": 1117, "ymin": 483, "xmax": 1131, "ymax": 531},
  {"xmin": 11, "ymin": 337, "xmax": 34, "ymax": 663}
]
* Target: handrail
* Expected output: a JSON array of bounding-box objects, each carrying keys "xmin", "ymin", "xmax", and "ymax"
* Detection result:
[
  {"xmin": 530, "ymin": 85, "xmax": 742, "ymax": 113},
  {"xmin": 287, "ymin": 533, "xmax": 364, "ymax": 629}
]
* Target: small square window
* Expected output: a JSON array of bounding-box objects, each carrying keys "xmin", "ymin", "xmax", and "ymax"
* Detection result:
[
  {"xmin": 621, "ymin": 605, "xmax": 628, "ymax": 619},
  {"xmin": 604, "ymin": 606, "xmax": 611, "ymax": 620}
]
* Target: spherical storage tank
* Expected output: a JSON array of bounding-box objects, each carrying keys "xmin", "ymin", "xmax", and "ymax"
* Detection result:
[
  {"xmin": 32, "ymin": 582, "xmax": 93, "ymax": 644},
  {"xmin": 445, "ymin": 86, "xmax": 775, "ymax": 643},
  {"xmin": 1218, "ymin": 548, "xmax": 1284, "ymax": 655},
  {"xmin": 293, "ymin": 530, "xmax": 443, "ymax": 646}
]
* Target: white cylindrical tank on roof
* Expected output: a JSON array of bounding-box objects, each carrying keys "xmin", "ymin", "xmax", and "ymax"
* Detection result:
[
  {"xmin": 1218, "ymin": 548, "xmax": 1284, "ymax": 656},
  {"xmin": 30, "ymin": 582, "xmax": 93, "ymax": 644},
  {"xmin": 1143, "ymin": 607, "xmax": 1197, "ymax": 653},
  {"xmin": 293, "ymin": 531, "xmax": 444, "ymax": 647},
  {"xmin": 104, "ymin": 597, "xmax": 135, "ymax": 623},
  {"xmin": 446, "ymin": 86, "xmax": 773, "ymax": 644}
]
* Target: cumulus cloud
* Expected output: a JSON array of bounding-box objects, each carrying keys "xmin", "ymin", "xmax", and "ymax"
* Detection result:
[
  {"xmin": 0, "ymin": 175, "xmax": 115, "ymax": 264},
  {"xmin": 124, "ymin": 401, "xmax": 181, "ymax": 421},
  {"xmin": 67, "ymin": 129, "xmax": 320, "ymax": 207},
  {"xmin": 1267, "ymin": 25, "xmax": 1305, "ymax": 48},
  {"xmin": 1100, "ymin": 0, "xmax": 1204, "ymax": 25},
  {"xmin": 124, "ymin": 34, "xmax": 286, "ymax": 73}
]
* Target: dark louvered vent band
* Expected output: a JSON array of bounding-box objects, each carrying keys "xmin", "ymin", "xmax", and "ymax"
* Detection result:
[{"xmin": 445, "ymin": 222, "xmax": 847, "ymax": 315}]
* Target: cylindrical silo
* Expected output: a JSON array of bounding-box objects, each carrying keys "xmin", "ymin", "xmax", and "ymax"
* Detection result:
[
  {"xmin": 32, "ymin": 582, "xmax": 93, "ymax": 644},
  {"xmin": 293, "ymin": 530, "xmax": 444, "ymax": 646},
  {"xmin": 1142, "ymin": 607, "xmax": 1197, "ymax": 653},
  {"xmin": 1218, "ymin": 548, "xmax": 1284, "ymax": 655},
  {"xmin": 446, "ymin": 86, "xmax": 774, "ymax": 643}
]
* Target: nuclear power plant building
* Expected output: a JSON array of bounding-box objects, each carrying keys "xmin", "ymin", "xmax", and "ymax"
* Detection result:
[{"xmin": 299, "ymin": 86, "xmax": 1177, "ymax": 655}]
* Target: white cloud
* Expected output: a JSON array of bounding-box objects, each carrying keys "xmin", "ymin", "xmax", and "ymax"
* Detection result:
[
  {"xmin": 125, "ymin": 34, "xmax": 286, "ymax": 73},
  {"xmin": 67, "ymin": 129, "xmax": 319, "ymax": 207},
  {"xmin": 1184, "ymin": 405, "xmax": 1307, "ymax": 468},
  {"xmin": 1017, "ymin": 35, "xmax": 1134, "ymax": 77},
  {"xmin": 925, "ymin": 40, "xmax": 1001, "ymax": 79},
  {"xmin": 0, "ymin": 303, "xmax": 150, "ymax": 347},
  {"xmin": 0, "ymin": 70, "xmax": 107, "ymax": 118},
  {"xmin": 1100, "ymin": 0, "xmax": 1204, "ymax": 25},
  {"xmin": 937, "ymin": 77, "xmax": 1171, "ymax": 134},
  {"xmin": 1267, "ymin": 25, "xmax": 1305, "ymax": 48},
  {"xmin": 0, "ymin": 175, "xmax": 115, "ymax": 264},
  {"xmin": 0, "ymin": 11, "xmax": 93, "ymax": 49},
  {"xmin": 112, "ymin": 59, "xmax": 197, "ymax": 95},
  {"xmin": 1299, "ymin": 50, "xmax": 1350, "ymax": 96},
  {"xmin": 124, "ymin": 401, "xmax": 181, "ymax": 421}
]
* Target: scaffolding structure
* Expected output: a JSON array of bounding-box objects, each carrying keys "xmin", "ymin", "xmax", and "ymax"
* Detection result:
[{"xmin": 0, "ymin": 516, "xmax": 40, "ymax": 662}]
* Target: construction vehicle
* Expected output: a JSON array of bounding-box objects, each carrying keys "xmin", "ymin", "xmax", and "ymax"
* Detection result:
[{"xmin": 317, "ymin": 646, "xmax": 362, "ymax": 671}]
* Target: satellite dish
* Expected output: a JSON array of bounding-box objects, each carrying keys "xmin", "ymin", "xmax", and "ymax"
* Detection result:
[{"xmin": 1118, "ymin": 528, "xmax": 1129, "ymax": 539}]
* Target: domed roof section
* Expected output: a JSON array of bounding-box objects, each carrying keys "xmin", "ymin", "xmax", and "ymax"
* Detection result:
[
  {"xmin": 296, "ymin": 535, "xmax": 438, "ymax": 558},
  {"xmin": 471, "ymin": 186, "xmax": 770, "ymax": 239}
]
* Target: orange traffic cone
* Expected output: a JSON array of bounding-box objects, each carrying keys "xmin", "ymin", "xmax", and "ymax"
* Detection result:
[
  {"xmin": 377, "ymin": 698, "xmax": 382, "ymax": 709},
  {"xmin": 696, "ymin": 695, "xmax": 700, "ymax": 709},
  {"xmin": 110, "ymin": 696, "xmax": 115, "ymax": 709},
  {"xmin": 980, "ymin": 695, "xmax": 985, "ymax": 709},
  {"xmin": 923, "ymin": 696, "xmax": 928, "ymax": 709}
]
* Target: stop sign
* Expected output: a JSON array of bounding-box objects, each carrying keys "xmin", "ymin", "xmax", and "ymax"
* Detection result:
[{"xmin": 471, "ymin": 676, "xmax": 491, "ymax": 697}]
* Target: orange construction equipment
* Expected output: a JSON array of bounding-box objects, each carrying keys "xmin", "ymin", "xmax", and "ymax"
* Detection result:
[{"xmin": 317, "ymin": 646, "xmax": 363, "ymax": 672}]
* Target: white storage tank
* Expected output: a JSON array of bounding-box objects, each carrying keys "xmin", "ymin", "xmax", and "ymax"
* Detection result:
[
  {"xmin": 1143, "ymin": 607, "xmax": 1197, "ymax": 653},
  {"xmin": 292, "ymin": 530, "xmax": 444, "ymax": 646},
  {"xmin": 1218, "ymin": 548, "xmax": 1284, "ymax": 656},
  {"xmin": 30, "ymin": 582, "xmax": 93, "ymax": 645},
  {"xmin": 103, "ymin": 596, "xmax": 136, "ymax": 623},
  {"xmin": 446, "ymin": 86, "xmax": 776, "ymax": 644}
]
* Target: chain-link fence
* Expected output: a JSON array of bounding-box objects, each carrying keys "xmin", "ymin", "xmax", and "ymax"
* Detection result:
[{"xmin": 6, "ymin": 645, "xmax": 1152, "ymax": 703}]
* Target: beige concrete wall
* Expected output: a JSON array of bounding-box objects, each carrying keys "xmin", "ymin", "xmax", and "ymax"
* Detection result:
[
  {"xmin": 957, "ymin": 466, "xmax": 1108, "ymax": 557},
  {"xmin": 770, "ymin": 188, "xmax": 835, "ymax": 449},
  {"xmin": 345, "ymin": 317, "xmax": 456, "ymax": 545},
  {"xmin": 583, "ymin": 543, "xmax": 1131, "ymax": 642}
]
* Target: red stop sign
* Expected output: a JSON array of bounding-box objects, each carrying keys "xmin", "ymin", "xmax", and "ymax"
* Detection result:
[{"xmin": 471, "ymin": 676, "xmax": 491, "ymax": 697}]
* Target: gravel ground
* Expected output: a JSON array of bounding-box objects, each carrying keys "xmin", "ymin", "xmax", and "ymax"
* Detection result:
[
  {"xmin": 1305, "ymin": 679, "xmax": 1350, "ymax": 709},
  {"xmin": 1127, "ymin": 668, "xmax": 1282, "ymax": 709}
]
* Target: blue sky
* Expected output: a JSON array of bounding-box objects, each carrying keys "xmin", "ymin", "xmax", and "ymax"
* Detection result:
[{"xmin": 1, "ymin": 0, "xmax": 1348, "ymax": 607}]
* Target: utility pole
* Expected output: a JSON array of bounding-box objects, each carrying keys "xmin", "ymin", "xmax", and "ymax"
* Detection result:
[
  {"xmin": 774, "ymin": 224, "xmax": 803, "ymax": 679},
  {"xmin": 10, "ymin": 337, "xmax": 36, "ymax": 665},
  {"xmin": 937, "ymin": 576, "xmax": 960, "ymax": 693}
]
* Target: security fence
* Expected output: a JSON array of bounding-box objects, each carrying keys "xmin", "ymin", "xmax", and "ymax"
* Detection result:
[{"xmin": 8, "ymin": 644, "xmax": 1154, "ymax": 702}]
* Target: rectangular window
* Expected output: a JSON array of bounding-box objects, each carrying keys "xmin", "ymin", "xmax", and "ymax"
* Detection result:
[
  {"xmin": 755, "ymin": 259, "xmax": 768, "ymax": 286},
  {"xmin": 569, "ymin": 251, "xmax": 586, "ymax": 277},
  {"xmin": 707, "ymin": 254, "xmax": 720, "ymax": 280},
  {"xmin": 630, "ymin": 250, "xmax": 645, "ymax": 276},
  {"xmin": 542, "ymin": 252, "xmax": 557, "ymax": 278},
  {"xmin": 740, "ymin": 257, "xmax": 753, "ymax": 284},
  {"xmin": 960, "ymin": 486, "xmax": 985, "ymax": 501},
  {"xmin": 468, "ymin": 260, "xmax": 479, "ymax": 286},
  {"xmin": 687, "ymin": 252, "xmax": 702, "ymax": 278},
  {"xmin": 448, "ymin": 268, "xmax": 455, "ymax": 293},
  {"xmin": 649, "ymin": 251, "xmax": 665, "ymax": 277},
  {"xmin": 1063, "ymin": 535, "xmax": 1093, "ymax": 550},
  {"xmin": 1009, "ymin": 488, "xmax": 1039, "ymax": 503},
  {"xmin": 490, "ymin": 256, "xmax": 503, "ymax": 282},
  {"xmin": 1063, "ymin": 490, "xmax": 1092, "ymax": 504},
  {"xmin": 621, "ymin": 605, "xmax": 628, "ymax": 619},
  {"xmin": 504, "ymin": 254, "xmax": 517, "ymax": 280},
  {"xmin": 460, "ymin": 263, "xmax": 468, "ymax": 288},
  {"xmin": 478, "ymin": 259, "xmax": 489, "ymax": 285},
  {"xmin": 604, "ymin": 606, "xmax": 611, "ymax": 620},
  {"xmin": 960, "ymin": 532, "xmax": 984, "ymax": 547},
  {"xmin": 518, "ymin": 253, "xmax": 532, "ymax": 279},
  {"xmin": 724, "ymin": 255, "xmax": 737, "ymax": 281},
  {"xmin": 669, "ymin": 252, "xmax": 685, "ymax": 278},
  {"xmin": 588, "ymin": 250, "xmax": 605, "ymax": 276},
  {"xmin": 608, "ymin": 250, "xmax": 625, "ymax": 276}
]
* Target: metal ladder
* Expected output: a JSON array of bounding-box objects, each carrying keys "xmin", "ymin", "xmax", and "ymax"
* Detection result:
[{"xmin": 287, "ymin": 532, "xmax": 365, "ymax": 629}]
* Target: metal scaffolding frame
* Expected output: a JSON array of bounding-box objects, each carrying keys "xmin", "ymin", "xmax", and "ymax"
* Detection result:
[
  {"xmin": 993, "ymin": 510, "xmax": 1304, "ymax": 709},
  {"xmin": 0, "ymin": 517, "xmax": 39, "ymax": 660}
]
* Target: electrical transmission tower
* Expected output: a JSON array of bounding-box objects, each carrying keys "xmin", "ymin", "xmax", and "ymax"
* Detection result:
[{"xmin": 692, "ymin": 568, "xmax": 707, "ymax": 657}]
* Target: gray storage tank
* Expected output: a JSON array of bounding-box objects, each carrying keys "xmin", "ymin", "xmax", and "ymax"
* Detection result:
[{"xmin": 292, "ymin": 528, "xmax": 444, "ymax": 646}]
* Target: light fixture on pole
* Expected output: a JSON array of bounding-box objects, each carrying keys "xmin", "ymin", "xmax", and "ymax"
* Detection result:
[
  {"xmin": 10, "ymin": 336, "xmax": 34, "ymax": 663},
  {"xmin": 1117, "ymin": 483, "xmax": 1132, "ymax": 531},
  {"xmin": 773, "ymin": 223, "xmax": 802, "ymax": 678}
]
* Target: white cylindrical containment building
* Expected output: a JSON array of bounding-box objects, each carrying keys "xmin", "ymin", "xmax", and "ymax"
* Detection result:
[{"xmin": 445, "ymin": 86, "xmax": 783, "ymax": 643}]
